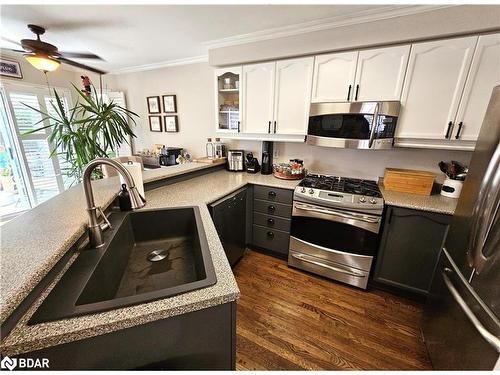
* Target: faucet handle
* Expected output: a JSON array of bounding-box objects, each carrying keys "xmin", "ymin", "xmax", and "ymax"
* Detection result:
[{"xmin": 97, "ymin": 206, "xmax": 112, "ymax": 230}]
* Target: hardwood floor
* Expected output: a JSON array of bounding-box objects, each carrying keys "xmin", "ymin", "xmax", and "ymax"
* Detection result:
[{"xmin": 233, "ymin": 250, "xmax": 432, "ymax": 371}]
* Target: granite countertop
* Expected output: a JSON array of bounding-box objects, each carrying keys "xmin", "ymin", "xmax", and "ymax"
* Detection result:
[
  {"xmin": 379, "ymin": 182, "xmax": 458, "ymax": 215},
  {"xmin": 1, "ymin": 168, "xmax": 299, "ymax": 356}
]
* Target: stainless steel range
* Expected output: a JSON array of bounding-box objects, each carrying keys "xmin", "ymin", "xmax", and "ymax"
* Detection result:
[{"xmin": 288, "ymin": 174, "xmax": 384, "ymax": 289}]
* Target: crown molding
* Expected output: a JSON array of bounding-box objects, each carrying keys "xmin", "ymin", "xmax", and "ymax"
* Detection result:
[
  {"xmin": 110, "ymin": 55, "xmax": 208, "ymax": 75},
  {"xmin": 204, "ymin": 5, "xmax": 457, "ymax": 50}
]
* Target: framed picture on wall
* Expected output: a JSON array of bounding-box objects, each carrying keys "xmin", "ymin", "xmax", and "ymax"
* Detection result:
[
  {"xmin": 0, "ymin": 59, "xmax": 23, "ymax": 79},
  {"xmin": 164, "ymin": 115, "xmax": 178, "ymax": 132},
  {"xmin": 149, "ymin": 116, "xmax": 162, "ymax": 132},
  {"xmin": 147, "ymin": 96, "xmax": 161, "ymax": 114},
  {"xmin": 162, "ymin": 95, "xmax": 177, "ymax": 113}
]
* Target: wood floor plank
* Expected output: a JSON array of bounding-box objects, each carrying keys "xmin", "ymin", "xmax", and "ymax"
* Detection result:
[{"xmin": 234, "ymin": 250, "xmax": 432, "ymax": 370}]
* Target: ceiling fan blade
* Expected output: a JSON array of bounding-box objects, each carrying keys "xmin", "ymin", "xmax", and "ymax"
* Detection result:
[
  {"xmin": 1, "ymin": 36, "xmax": 23, "ymax": 47},
  {"xmin": 58, "ymin": 57, "xmax": 107, "ymax": 75},
  {"xmin": 58, "ymin": 51, "xmax": 104, "ymax": 60},
  {"xmin": 1, "ymin": 48, "xmax": 26, "ymax": 54}
]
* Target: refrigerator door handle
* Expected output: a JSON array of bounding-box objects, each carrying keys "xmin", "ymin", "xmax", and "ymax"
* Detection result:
[
  {"xmin": 468, "ymin": 142, "xmax": 500, "ymax": 273},
  {"xmin": 442, "ymin": 269, "xmax": 500, "ymax": 353}
]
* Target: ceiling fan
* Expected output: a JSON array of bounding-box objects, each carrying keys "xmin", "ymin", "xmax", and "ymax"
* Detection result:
[{"xmin": 2, "ymin": 24, "xmax": 106, "ymax": 74}]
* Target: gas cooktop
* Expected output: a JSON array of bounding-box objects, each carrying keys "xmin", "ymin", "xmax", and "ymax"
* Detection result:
[
  {"xmin": 298, "ymin": 174, "xmax": 382, "ymax": 198},
  {"xmin": 294, "ymin": 173, "xmax": 384, "ymax": 214}
]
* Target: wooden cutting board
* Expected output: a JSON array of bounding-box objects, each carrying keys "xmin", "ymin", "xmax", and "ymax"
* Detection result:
[
  {"xmin": 194, "ymin": 157, "xmax": 227, "ymax": 164},
  {"xmin": 384, "ymin": 168, "xmax": 436, "ymax": 195}
]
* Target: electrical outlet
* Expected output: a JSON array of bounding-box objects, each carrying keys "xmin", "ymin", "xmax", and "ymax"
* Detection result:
[{"xmin": 273, "ymin": 148, "xmax": 280, "ymax": 159}]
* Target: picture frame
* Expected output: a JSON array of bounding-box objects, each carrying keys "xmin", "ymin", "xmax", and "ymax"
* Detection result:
[
  {"xmin": 162, "ymin": 95, "xmax": 177, "ymax": 113},
  {"xmin": 146, "ymin": 96, "xmax": 161, "ymax": 114},
  {"xmin": 164, "ymin": 115, "xmax": 178, "ymax": 132},
  {"xmin": 149, "ymin": 116, "xmax": 162, "ymax": 132},
  {"xmin": 0, "ymin": 59, "xmax": 23, "ymax": 79}
]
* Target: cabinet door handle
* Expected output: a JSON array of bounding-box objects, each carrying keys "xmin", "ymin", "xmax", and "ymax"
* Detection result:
[
  {"xmin": 274, "ymin": 121, "xmax": 277, "ymax": 134},
  {"xmin": 268, "ymin": 121, "xmax": 271, "ymax": 134},
  {"xmin": 267, "ymin": 218, "xmax": 275, "ymax": 226},
  {"xmin": 455, "ymin": 122, "xmax": 463, "ymax": 139},
  {"xmin": 268, "ymin": 191, "xmax": 276, "ymax": 198},
  {"xmin": 267, "ymin": 231, "xmax": 275, "ymax": 239},
  {"xmin": 237, "ymin": 121, "xmax": 241, "ymax": 133},
  {"xmin": 445, "ymin": 121, "xmax": 453, "ymax": 139},
  {"xmin": 268, "ymin": 205, "xmax": 276, "ymax": 213},
  {"xmin": 347, "ymin": 85, "xmax": 352, "ymax": 101},
  {"xmin": 355, "ymin": 84, "xmax": 359, "ymax": 101}
]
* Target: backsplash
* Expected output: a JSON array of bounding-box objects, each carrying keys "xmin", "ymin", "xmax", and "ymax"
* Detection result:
[{"xmin": 227, "ymin": 140, "xmax": 473, "ymax": 182}]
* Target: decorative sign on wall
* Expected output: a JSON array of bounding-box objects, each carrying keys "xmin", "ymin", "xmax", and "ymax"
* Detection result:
[
  {"xmin": 162, "ymin": 95, "xmax": 177, "ymax": 113},
  {"xmin": 0, "ymin": 59, "xmax": 23, "ymax": 79},
  {"xmin": 149, "ymin": 116, "xmax": 162, "ymax": 132},
  {"xmin": 146, "ymin": 96, "xmax": 161, "ymax": 114},
  {"xmin": 164, "ymin": 115, "xmax": 178, "ymax": 132}
]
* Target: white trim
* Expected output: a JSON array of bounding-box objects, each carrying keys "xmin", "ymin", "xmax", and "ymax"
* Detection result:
[
  {"xmin": 204, "ymin": 5, "xmax": 456, "ymax": 50},
  {"xmin": 109, "ymin": 55, "xmax": 208, "ymax": 75}
]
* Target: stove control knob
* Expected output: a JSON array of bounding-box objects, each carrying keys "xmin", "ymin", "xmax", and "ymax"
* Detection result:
[
  {"xmin": 300, "ymin": 187, "xmax": 306, "ymax": 193},
  {"xmin": 309, "ymin": 188, "xmax": 314, "ymax": 195},
  {"xmin": 370, "ymin": 198, "xmax": 377, "ymax": 204},
  {"xmin": 359, "ymin": 196, "xmax": 366, "ymax": 203}
]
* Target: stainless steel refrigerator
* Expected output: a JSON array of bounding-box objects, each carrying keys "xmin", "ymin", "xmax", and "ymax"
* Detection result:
[{"xmin": 422, "ymin": 86, "xmax": 500, "ymax": 370}]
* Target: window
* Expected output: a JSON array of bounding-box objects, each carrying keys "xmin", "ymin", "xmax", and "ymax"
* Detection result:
[{"xmin": 0, "ymin": 82, "xmax": 72, "ymax": 219}]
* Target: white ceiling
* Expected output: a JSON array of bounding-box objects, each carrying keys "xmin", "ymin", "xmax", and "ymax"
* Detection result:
[{"xmin": 1, "ymin": 4, "xmax": 421, "ymax": 73}]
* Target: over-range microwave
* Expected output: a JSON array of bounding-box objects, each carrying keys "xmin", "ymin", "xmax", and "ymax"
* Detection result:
[{"xmin": 307, "ymin": 101, "xmax": 401, "ymax": 150}]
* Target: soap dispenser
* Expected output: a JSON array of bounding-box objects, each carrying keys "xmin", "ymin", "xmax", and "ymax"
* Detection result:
[{"xmin": 118, "ymin": 183, "xmax": 132, "ymax": 211}]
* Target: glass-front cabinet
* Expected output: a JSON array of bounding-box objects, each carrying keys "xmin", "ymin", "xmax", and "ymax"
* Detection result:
[{"xmin": 215, "ymin": 67, "xmax": 241, "ymax": 133}]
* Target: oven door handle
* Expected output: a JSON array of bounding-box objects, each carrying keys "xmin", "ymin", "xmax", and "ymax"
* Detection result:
[
  {"xmin": 294, "ymin": 203, "xmax": 380, "ymax": 223},
  {"xmin": 291, "ymin": 253, "xmax": 366, "ymax": 278}
]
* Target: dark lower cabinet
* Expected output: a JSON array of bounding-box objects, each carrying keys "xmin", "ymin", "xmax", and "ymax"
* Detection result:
[
  {"xmin": 373, "ymin": 206, "xmax": 452, "ymax": 297},
  {"xmin": 18, "ymin": 302, "xmax": 236, "ymax": 370},
  {"xmin": 209, "ymin": 188, "xmax": 247, "ymax": 267}
]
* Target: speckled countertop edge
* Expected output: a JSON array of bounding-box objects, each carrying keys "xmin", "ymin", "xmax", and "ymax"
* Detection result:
[
  {"xmin": 1, "ymin": 169, "xmax": 299, "ymax": 356},
  {"xmin": 378, "ymin": 180, "xmax": 457, "ymax": 215}
]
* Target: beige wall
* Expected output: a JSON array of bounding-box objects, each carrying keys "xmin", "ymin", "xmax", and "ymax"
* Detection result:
[
  {"xmin": 230, "ymin": 140, "xmax": 472, "ymax": 181},
  {"xmin": 111, "ymin": 62, "xmax": 217, "ymax": 158},
  {"xmin": 209, "ymin": 5, "xmax": 500, "ymax": 66}
]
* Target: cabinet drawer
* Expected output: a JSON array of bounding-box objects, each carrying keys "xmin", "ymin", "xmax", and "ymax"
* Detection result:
[
  {"xmin": 254, "ymin": 185, "xmax": 293, "ymax": 204},
  {"xmin": 252, "ymin": 224, "xmax": 290, "ymax": 255},
  {"xmin": 253, "ymin": 212, "xmax": 291, "ymax": 232},
  {"xmin": 254, "ymin": 199, "xmax": 292, "ymax": 218}
]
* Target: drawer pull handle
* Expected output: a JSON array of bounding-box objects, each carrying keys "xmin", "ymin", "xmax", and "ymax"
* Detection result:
[
  {"xmin": 267, "ymin": 218, "xmax": 275, "ymax": 226},
  {"xmin": 268, "ymin": 191, "xmax": 276, "ymax": 198},
  {"xmin": 268, "ymin": 205, "xmax": 276, "ymax": 212},
  {"xmin": 267, "ymin": 231, "xmax": 274, "ymax": 238},
  {"xmin": 291, "ymin": 253, "xmax": 366, "ymax": 277}
]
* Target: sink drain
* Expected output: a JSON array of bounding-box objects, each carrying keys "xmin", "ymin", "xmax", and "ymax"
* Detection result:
[{"xmin": 147, "ymin": 249, "xmax": 169, "ymax": 262}]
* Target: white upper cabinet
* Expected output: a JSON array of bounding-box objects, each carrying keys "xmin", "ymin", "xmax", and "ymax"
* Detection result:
[
  {"xmin": 241, "ymin": 62, "xmax": 276, "ymax": 134},
  {"xmin": 354, "ymin": 45, "xmax": 410, "ymax": 101},
  {"xmin": 273, "ymin": 57, "xmax": 314, "ymax": 135},
  {"xmin": 454, "ymin": 33, "xmax": 500, "ymax": 141},
  {"xmin": 396, "ymin": 36, "xmax": 478, "ymax": 140},
  {"xmin": 311, "ymin": 51, "xmax": 358, "ymax": 102}
]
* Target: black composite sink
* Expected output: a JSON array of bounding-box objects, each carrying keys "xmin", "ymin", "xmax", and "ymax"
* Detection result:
[{"xmin": 29, "ymin": 207, "xmax": 216, "ymax": 324}]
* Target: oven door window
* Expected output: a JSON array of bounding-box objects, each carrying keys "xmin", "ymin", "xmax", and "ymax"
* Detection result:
[
  {"xmin": 308, "ymin": 114, "xmax": 374, "ymax": 140},
  {"xmin": 291, "ymin": 216, "xmax": 379, "ymax": 256}
]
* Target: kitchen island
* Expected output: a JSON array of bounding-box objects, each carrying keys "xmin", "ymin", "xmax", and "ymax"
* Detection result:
[{"xmin": 0, "ymin": 164, "xmax": 298, "ymax": 367}]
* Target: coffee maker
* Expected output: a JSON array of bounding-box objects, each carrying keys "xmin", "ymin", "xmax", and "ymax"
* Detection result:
[
  {"xmin": 245, "ymin": 152, "xmax": 260, "ymax": 173},
  {"xmin": 261, "ymin": 141, "xmax": 273, "ymax": 175}
]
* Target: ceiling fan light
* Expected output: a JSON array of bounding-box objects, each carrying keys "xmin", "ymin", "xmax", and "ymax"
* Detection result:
[{"xmin": 24, "ymin": 54, "xmax": 60, "ymax": 72}]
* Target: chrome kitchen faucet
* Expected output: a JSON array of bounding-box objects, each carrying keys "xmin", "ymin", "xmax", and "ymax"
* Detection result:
[{"xmin": 83, "ymin": 158, "xmax": 146, "ymax": 248}]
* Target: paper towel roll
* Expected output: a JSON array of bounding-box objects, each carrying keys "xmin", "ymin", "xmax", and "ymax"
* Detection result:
[{"xmin": 120, "ymin": 162, "xmax": 145, "ymax": 198}]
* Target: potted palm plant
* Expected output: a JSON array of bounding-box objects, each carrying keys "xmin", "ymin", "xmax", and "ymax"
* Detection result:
[{"xmin": 24, "ymin": 84, "xmax": 138, "ymax": 184}]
